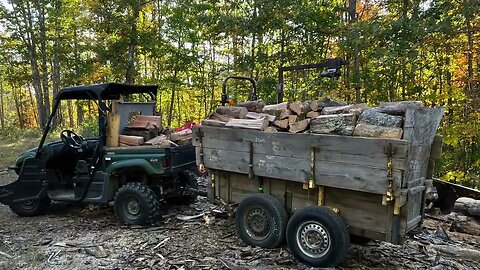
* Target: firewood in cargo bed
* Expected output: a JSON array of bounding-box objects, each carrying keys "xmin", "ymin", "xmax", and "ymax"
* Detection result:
[
  {"xmin": 237, "ymin": 100, "xmax": 266, "ymax": 112},
  {"xmin": 144, "ymin": 134, "xmax": 168, "ymax": 145},
  {"xmin": 288, "ymin": 101, "xmax": 311, "ymax": 116},
  {"xmin": 122, "ymin": 128, "xmax": 157, "ymax": 141},
  {"xmin": 353, "ymin": 123, "xmax": 403, "ymax": 139},
  {"xmin": 262, "ymin": 102, "xmax": 287, "ymax": 115},
  {"xmin": 377, "ymin": 101, "xmax": 423, "ymax": 115},
  {"xmin": 273, "ymin": 118, "xmax": 289, "ymax": 129},
  {"xmin": 264, "ymin": 126, "xmax": 278, "ymax": 133},
  {"xmin": 125, "ymin": 115, "xmax": 162, "ymax": 130},
  {"xmin": 310, "ymin": 113, "xmax": 357, "ymax": 136},
  {"xmin": 215, "ymin": 106, "xmax": 248, "ymax": 119},
  {"xmin": 202, "ymin": 119, "xmax": 227, "ymax": 127},
  {"xmin": 225, "ymin": 117, "xmax": 269, "ymax": 131},
  {"xmin": 289, "ymin": 119, "xmax": 309, "ymax": 133},
  {"xmin": 119, "ymin": 135, "xmax": 144, "ymax": 146},
  {"xmin": 321, "ymin": 103, "xmax": 369, "ymax": 116},
  {"xmin": 208, "ymin": 112, "xmax": 232, "ymax": 122},
  {"xmin": 310, "ymin": 97, "xmax": 347, "ymax": 111},
  {"xmin": 246, "ymin": 112, "xmax": 276, "ymax": 122},
  {"xmin": 358, "ymin": 108, "xmax": 403, "ymax": 127},
  {"xmin": 306, "ymin": 111, "xmax": 320, "ymax": 118}
]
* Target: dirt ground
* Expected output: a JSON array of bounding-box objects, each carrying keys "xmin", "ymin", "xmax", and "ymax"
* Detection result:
[{"xmin": 1, "ymin": 170, "xmax": 479, "ymax": 270}]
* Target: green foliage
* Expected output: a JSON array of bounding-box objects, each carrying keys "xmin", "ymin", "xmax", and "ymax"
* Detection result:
[{"xmin": 0, "ymin": 0, "xmax": 478, "ymax": 187}]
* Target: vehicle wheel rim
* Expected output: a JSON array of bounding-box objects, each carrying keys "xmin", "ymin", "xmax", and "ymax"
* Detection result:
[
  {"xmin": 123, "ymin": 196, "xmax": 141, "ymax": 220},
  {"xmin": 21, "ymin": 200, "xmax": 38, "ymax": 210},
  {"xmin": 245, "ymin": 207, "xmax": 271, "ymax": 241},
  {"xmin": 296, "ymin": 221, "xmax": 331, "ymax": 258}
]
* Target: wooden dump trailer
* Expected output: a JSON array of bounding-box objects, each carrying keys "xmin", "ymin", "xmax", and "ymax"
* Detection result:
[{"xmin": 192, "ymin": 106, "xmax": 444, "ymax": 267}]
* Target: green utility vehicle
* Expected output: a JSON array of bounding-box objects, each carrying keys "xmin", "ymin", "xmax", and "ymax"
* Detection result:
[{"xmin": 0, "ymin": 83, "xmax": 197, "ymax": 225}]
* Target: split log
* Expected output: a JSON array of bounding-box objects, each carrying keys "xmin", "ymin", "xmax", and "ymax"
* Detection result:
[
  {"xmin": 448, "ymin": 213, "xmax": 480, "ymax": 236},
  {"xmin": 215, "ymin": 106, "xmax": 248, "ymax": 119},
  {"xmin": 170, "ymin": 130, "xmax": 192, "ymax": 142},
  {"xmin": 288, "ymin": 101, "xmax": 311, "ymax": 116},
  {"xmin": 264, "ymin": 126, "xmax": 278, "ymax": 133},
  {"xmin": 321, "ymin": 103, "xmax": 368, "ymax": 116},
  {"xmin": 377, "ymin": 101, "xmax": 423, "ymax": 115},
  {"xmin": 310, "ymin": 114, "xmax": 357, "ymax": 136},
  {"xmin": 273, "ymin": 119, "xmax": 289, "ymax": 129},
  {"xmin": 246, "ymin": 112, "xmax": 276, "ymax": 122},
  {"xmin": 306, "ymin": 111, "xmax": 320, "ymax": 118},
  {"xmin": 122, "ymin": 128, "xmax": 157, "ymax": 141},
  {"xmin": 145, "ymin": 135, "xmax": 168, "ymax": 145},
  {"xmin": 225, "ymin": 117, "xmax": 269, "ymax": 131},
  {"xmin": 288, "ymin": 115, "xmax": 298, "ymax": 125},
  {"xmin": 358, "ymin": 108, "xmax": 403, "ymax": 128},
  {"xmin": 289, "ymin": 119, "xmax": 309, "ymax": 134},
  {"xmin": 237, "ymin": 100, "xmax": 266, "ymax": 113},
  {"xmin": 353, "ymin": 123, "xmax": 403, "ymax": 139},
  {"xmin": 127, "ymin": 115, "xmax": 162, "ymax": 129},
  {"xmin": 454, "ymin": 197, "xmax": 480, "ymax": 218},
  {"xmin": 262, "ymin": 102, "xmax": 288, "ymax": 116},
  {"xmin": 278, "ymin": 109, "xmax": 291, "ymax": 120},
  {"xmin": 310, "ymin": 97, "xmax": 347, "ymax": 111},
  {"xmin": 202, "ymin": 119, "xmax": 226, "ymax": 127},
  {"xmin": 119, "ymin": 135, "xmax": 144, "ymax": 146},
  {"xmin": 208, "ymin": 112, "xmax": 231, "ymax": 122}
]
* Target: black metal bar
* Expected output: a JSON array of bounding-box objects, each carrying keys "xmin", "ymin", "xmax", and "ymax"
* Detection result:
[
  {"xmin": 276, "ymin": 58, "xmax": 349, "ymax": 103},
  {"xmin": 221, "ymin": 76, "xmax": 258, "ymax": 105},
  {"xmin": 35, "ymin": 99, "xmax": 60, "ymax": 158}
]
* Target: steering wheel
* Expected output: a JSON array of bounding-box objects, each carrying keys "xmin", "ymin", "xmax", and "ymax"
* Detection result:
[{"xmin": 60, "ymin": 130, "xmax": 87, "ymax": 150}]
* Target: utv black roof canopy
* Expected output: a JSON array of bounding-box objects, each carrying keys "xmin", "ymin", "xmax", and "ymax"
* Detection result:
[{"xmin": 57, "ymin": 83, "xmax": 158, "ymax": 100}]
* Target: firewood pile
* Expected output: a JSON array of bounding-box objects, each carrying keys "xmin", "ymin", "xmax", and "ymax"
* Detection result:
[
  {"xmin": 202, "ymin": 98, "xmax": 424, "ymax": 139},
  {"xmin": 117, "ymin": 115, "xmax": 193, "ymax": 147}
]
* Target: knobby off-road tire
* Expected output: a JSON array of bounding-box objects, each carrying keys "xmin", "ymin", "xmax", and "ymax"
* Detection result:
[
  {"xmin": 10, "ymin": 197, "xmax": 51, "ymax": 217},
  {"xmin": 114, "ymin": 182, "xmax": 160, "ymax": 225},
  {"xmin": 286, "ymin": 206, "xmax": 350, "ymax": 267},
  {"xmin": 235, "ymin": 193, "xmax": 288, "ymax": 248}
]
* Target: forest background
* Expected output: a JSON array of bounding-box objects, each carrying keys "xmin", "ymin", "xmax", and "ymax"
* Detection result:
[{"xmin": 0, "ymin": 0, "xmax": 478, "ymax": 188}]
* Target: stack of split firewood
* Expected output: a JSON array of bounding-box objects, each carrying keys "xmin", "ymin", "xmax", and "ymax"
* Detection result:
[
  {"xmin": 202, "ymin": 98, "xmax": 424, "ymax": 139},
  {"xmin": 118, "ymin": 115, "xmax": 194, "ymax": 147}
]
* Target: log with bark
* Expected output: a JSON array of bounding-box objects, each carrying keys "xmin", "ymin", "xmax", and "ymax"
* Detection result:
[
  {"xmin": 377, "ymin": 101, "xmax": 424, "ymax": 115},
  {"xmin": 310, "ymin": 97, "xmax": 347, "ymax": 111},
  {"xmin": 358, "ymin": 108, "xmax": 403, "ymax": 128},
  {"xmin": 202, "ymin": 119, "xmax": 227, "ymax": 127},
  {"xmin": 321, "ymin": 103, "xmax": 369, "ymax": 116},
  {"xmin": 237, "ymin": 100, "xmax": 266, "ymax": 113},
  {"xmin": 225, "ymin": 117, "xmax": 269, "ymax": 131},
  {"xmin": 289, "ymin": 119, "xmax": 309, "ymax": 134},
  {"xmin": 215, "ymin": 106, "xmax": 248, "ymax": 119},
  {"xmin": 262, "ymin": 102, "xmax": 287, "ymax": 116},
  {"xmin": 454, "ymin": 197, "xmax": 480, "ymax": 218},
  {"xmin": 119, "ymin": 135, "xmax": 144, "ymax": 146},
  {"xmin": 310, "ymin": 114, "xmax": 357, "ymax": 136},
  {"xmin": 208, "ymin": 112, "xmax": 232, "ymax": 122},
  {"xmin": 353, "ymin": 123, "xmax": 403, "ymax": 139}
]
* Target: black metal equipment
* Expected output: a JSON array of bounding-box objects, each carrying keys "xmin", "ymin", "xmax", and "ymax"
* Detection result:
[
  {"xmin": 276, "ymin": 58, "xmax": 348, "ymax": 103},
  {"xmin": 221, "ymin": 76, "xmax": 258, "ymax": 105}
]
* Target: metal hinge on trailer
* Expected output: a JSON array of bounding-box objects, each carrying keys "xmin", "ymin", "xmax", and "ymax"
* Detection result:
[{"xmin": 383, "ymin": 143, "xmax": 396, "ymax": 204}]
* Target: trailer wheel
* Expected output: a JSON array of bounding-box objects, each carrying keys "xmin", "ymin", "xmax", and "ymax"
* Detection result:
[
  {"xmin": 235, "ymin": 193, "xmax": 287, "ymax": 248},
  {"xmin": 286, "ymin": 206, "xmax": 350, "ymax": 267},
  {"xmin": 10, "ymin": 197, "xmax": 50, "ymax": 217},
  {"xmin": 114, "ymin": 182, "xmax": 160, "ymax": 225}
]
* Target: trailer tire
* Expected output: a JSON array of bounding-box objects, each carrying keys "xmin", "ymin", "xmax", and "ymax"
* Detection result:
[
  {"xmin": 286, "ymin": 206, "xmax": 350, "ymax": 267},
  {"xmin": 114, "ymin": 182, "xmax": 160, "ymax": 225},
  {"xmin": 235, "ymin": 193, "xmax": 287, "ymax": 248},
  {"xmin": 10, "ymin": 197, "xmax": 50, "ymax": 217}
]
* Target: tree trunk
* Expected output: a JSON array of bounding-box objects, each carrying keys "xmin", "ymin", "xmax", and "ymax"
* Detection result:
[
  {"xmin": 168, "ymin": 70, "xmax": 177, "ymax": 127},
  {"xmin": 125, "ymin": 3, "xmax": 141, "ymax": 84},
  {"xmin": 0, "ymin": 82, "xmax": 4, "ymax": 129}
]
